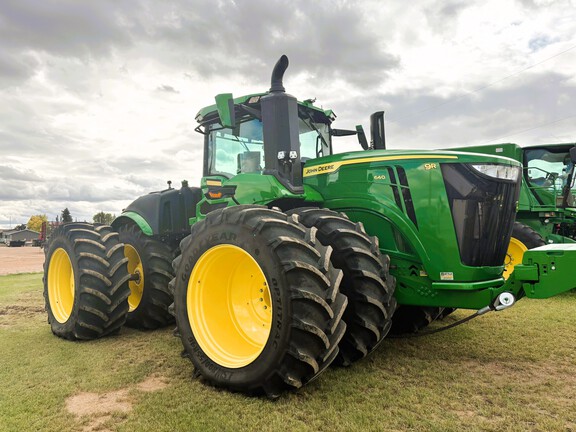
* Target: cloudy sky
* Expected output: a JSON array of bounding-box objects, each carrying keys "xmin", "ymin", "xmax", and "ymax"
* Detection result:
[{"xmin": 1, "ymin": 0, "xmax": 575, "ymax": 229}]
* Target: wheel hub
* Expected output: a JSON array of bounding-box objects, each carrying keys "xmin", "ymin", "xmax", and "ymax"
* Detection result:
[
  {"xmin": 187, "ymin": 244, "xmax": 272, "ymax": 368},
  {"xmin": 124, "ymin": 244, "xmax": 144, "ymax": 311},
  {"xmin": 47, "ymin": 248, "xmax": 75, "ymax": 323}
]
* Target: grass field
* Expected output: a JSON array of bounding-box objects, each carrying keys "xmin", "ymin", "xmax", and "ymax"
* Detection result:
[{"xmin": 1, "ymin": 273, "xmax": 575, "ymax": 432}]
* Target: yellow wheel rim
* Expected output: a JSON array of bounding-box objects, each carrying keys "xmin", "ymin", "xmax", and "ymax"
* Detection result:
[
  {"xmin": 47, "ymin": 248, "xmax": 75, "ymax": 323},
  {"xmin": 503, "ymin": 237, "xmax": 528, "ymax": 280},
  {"xmin": 124, "ymin": 244, "xmax": 144, "ymax": 312},
  {"xmin": 187, "ymin": 245, "xmax": 272, "ymax": 369}
]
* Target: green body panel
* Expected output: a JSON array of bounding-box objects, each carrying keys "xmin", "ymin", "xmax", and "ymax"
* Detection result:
[
  {"xmin": 302, "ymin": 149, "xmax": 513, "ymax": 278},
  {"xmin": 295, "ymin": 149, "xmax": 521, "ymax": 309},
  {"xmin": 195, "ymin": 174, "xmax": 315, "ymax": 222},
  {"xmin": 112, "ymin": 211, "xmax": 153, "ymax": 236},
  {"xmin": 228, "ymin": 174, "xmax": 305, "ymax": 205}
]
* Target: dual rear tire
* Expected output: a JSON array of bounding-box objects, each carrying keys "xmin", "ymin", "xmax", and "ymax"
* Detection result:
[
  {"xmin": 288, "ymin": 208, "xmax": 396, "ymax": 366},
  {"xmin": 171, "ymin": 206, "xmax": 348, "ymax": 398},
  {"xmin": 44, "ymin": 222, "xmax": 176, "ymax": 340},
  {"xmin": 117, "ymin": 224, "xmax": 175, "ymax": 329},
  {"xmin": 43, "ymin": 223, "xmax": 131, "ymax": 340}
]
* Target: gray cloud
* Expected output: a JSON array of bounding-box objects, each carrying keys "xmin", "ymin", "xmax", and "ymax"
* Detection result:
[
  {"xmin": 0, "ymin": 0, "xmax": 575, "ymax": 227},
  {"xmin": 0, "ymin": 0, "xmax": 399, "ymax": 90},
  {"xmin": 379, "ymin": 71, "xmax": 576, "ymax": 147},
  {"xmin": 0, "ymin": 0, "xmax": 136, "ymax": 56},
  {"xmin": 0, "ymin": 164, "xmax": 43, "ymax": 181},
  {"xmin": 424, "ymin": 0, "xmax": 472, "ymax": 32},
  {"xmin": 157, "ymin": 84, "xmax": 178, "ymax": 94}
]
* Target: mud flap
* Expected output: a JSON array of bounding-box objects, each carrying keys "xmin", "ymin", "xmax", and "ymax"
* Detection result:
[{"xmin": 514, "ymin": 244, "xmax": 576, "ymax": 298}]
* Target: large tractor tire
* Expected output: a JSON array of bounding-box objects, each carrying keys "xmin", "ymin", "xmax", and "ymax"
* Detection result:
[
  {"xmin": 288, "ymin": 208, "xmax": 396, "ymax": 366},
  {"xmin": 118, "ymin": 224, "xmax": 175, "ymax": 329},
  {"xmin": 171, "ymin": 205, "xmax": 347, "ymax": 398},
  {"xmin": 503, "ymin": 222, "xmax": 545, "ymax": 279},
  {"xmin": 390, "ymin": 305, "xmax": 445, "ymax": 335},
  {"xmin": 43, "ymin": 223, "xmax": 131, "ymax": 340}
]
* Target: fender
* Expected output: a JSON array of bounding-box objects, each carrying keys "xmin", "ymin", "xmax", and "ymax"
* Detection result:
[{"xmin": 112, "ymin": 212, "xmax": 153, "ymax": 236}]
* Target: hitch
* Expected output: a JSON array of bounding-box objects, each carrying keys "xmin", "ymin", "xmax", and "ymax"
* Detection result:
[
  {"xmin": 477, "ymin": 292, "xmax": 516, "ymax": 316},
  {"xmin": 392, "ymin": 292, "xmax": 518, "ymax": 338},
  {"xmin": 506, "ymin": 244, "xmax": 576, "ymax": 299}
]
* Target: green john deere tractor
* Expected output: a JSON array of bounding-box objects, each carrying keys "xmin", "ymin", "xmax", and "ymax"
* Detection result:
[
  {"xmin": 452, "ymin": 142, "xmax": 576, "ymax": 278},
  {"xmin": 43, "ymin": 56, "xmax": 576, "ymax": 397}
]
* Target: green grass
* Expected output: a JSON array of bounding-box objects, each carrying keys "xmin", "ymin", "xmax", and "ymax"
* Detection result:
[{"xmin": 1, "ymin": 274, "xmax": 575, "ymax": 432}]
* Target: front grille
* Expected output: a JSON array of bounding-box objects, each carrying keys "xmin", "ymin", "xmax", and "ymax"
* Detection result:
[{"xmin": 441, "ymin": 163, "xmax": 521, "ymax": 267}]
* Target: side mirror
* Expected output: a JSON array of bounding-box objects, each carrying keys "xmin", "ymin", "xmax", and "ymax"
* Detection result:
[
  {"xmin": 570, "ymin": 146, "xmax": 576, "ymax": 164},
  {"xmin": 356, "ymin": 125, "xmax": 369, "ymax": 150},
  {"xmin": 215, "ymin": 93, "xmax": 236, "ymax": 129}
]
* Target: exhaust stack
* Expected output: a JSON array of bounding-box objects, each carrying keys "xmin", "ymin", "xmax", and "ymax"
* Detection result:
[{"xmin": 270, "ymin": 55, "xmax": 288, "ymax": 93}]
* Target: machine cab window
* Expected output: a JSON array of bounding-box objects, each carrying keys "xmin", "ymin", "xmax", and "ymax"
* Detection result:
[
  {"xmin": 208, "ymin": 119, "xmax": 264, "ymax": 177},
  {"xmin": 525, "ymin": 148, "xmax": 573, "ymax": 189},
  {"xmin": 205, "ymin": 106, "xmax": 332, "ymax": 178}
]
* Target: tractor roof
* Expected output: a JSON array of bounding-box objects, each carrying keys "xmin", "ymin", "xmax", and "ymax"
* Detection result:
[{"xmin": 194, "ymin": 92, "xmax": 335, "ymax": 125}]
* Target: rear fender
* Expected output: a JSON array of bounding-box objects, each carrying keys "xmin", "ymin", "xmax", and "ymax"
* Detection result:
[{"xmin": 111, "ymin": 212, "xmax": 153, "ymax": 236}]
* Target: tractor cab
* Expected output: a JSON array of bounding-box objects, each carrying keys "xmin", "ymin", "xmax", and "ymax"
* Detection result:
[{"xmin": 195, "ymin": 95, "xmax": 334, "ymax": 180}]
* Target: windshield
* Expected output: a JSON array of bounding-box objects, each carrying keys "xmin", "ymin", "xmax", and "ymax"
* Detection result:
[
  {"xmin": 525, "ymin": 148, "xmax": 573, "ymax": 189},
  {"xmin": 206, "ymin": 109, "xmax": 331, "ymax": 178},
  {"xmin": 299, "ymin": 117, "xmax": 330, "ymax": 160},
  {"xmin": 207, "ymin": 120, "xmax": 264, "ymax": 177},
  {"xmin": 525, "ymin": 147, "xmax": 576, "ymax": 207}
]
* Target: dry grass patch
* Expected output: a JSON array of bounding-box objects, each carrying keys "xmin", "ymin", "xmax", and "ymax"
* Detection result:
[
  {"xmin": 1, "ymin": 273, "xmax": 575, "ymax": 432},
  {"xmin": 65, "ymin": 375, "xmax": 170, "ymax": 432}
]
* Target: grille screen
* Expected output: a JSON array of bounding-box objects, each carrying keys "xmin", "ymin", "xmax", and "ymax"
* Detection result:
[{"xmin": 441, "ymin": 164, "xmax": 521, "ymax": 266}]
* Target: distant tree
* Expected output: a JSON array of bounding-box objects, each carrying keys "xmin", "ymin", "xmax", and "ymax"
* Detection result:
[
  {"xmin": 93, "ymin": 211, "xmax": 115, "ymax": 225},
  {"xmin": 14, "ymin": 223, "xmax": 27, "ymax": 231},
  {"xmin": 27, "ymin": 214, "xmax": 47, "ymax": 232},
  {"xmin": 61, "ymin": 208, "xmax": 73, "ymax": 223}
]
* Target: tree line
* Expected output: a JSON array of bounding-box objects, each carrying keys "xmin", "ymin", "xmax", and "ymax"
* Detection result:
[{"xmin": 13, "ymin": 209, "xmax": 116, "ymax": 232}]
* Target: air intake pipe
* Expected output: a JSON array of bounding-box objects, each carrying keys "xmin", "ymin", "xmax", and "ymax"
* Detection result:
[{"xmin": 261, "ymin": 55, "xmax": 303, "ymax": 192}]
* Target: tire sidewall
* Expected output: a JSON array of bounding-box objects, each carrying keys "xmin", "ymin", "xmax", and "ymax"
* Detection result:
[
  {"xmin": 512, "ymin": 222, "xmax": 545, "ymax": 249},
  {"xmin": 44, "ymin": 231, "xmax": 81, "ymax": 336},
  {"xmin": 119, "ymin": 226, "xmax": 152, "ymax": 316},
  {"xmin": 174, "ymin": 220, "xmax": 292, "ymax": 388}
]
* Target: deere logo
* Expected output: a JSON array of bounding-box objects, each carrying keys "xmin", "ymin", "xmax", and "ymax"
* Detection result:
[{"xmin": 304, "ymin": 163, "xmax": 337, "ymax": 177}]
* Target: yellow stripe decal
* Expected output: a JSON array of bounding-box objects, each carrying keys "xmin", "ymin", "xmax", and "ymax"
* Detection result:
[
  {"xmin": 206, "ymin": 179, "xmax": 223, "ymax": 186},
  {"xmin": 303, "ymin": 155, "xmax": 459, "ymax": 177}
]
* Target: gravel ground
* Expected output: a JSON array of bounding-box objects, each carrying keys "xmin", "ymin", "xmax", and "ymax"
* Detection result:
[{"xmin": 0, "ymin": 246, "xmax": 45, "ymax": 275}]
